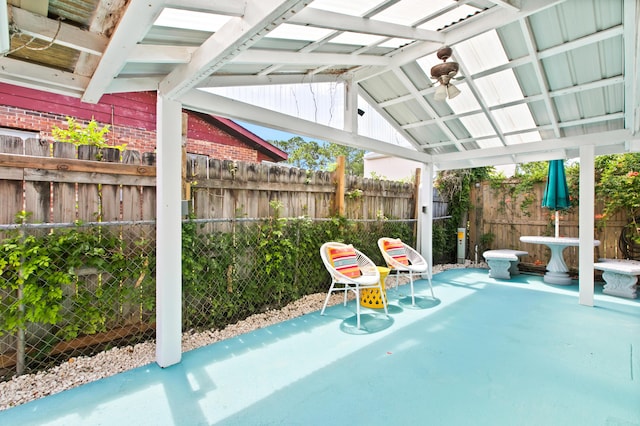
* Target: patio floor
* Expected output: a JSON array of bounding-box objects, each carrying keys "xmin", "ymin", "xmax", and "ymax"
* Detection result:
[{"xmin": 1, "ymin": 268, "xmax": 639, "ymax": 426}]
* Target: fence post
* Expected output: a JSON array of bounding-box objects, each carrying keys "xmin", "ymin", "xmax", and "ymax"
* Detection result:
[{"xmin": 334, "ymin": 155, "xmax": 346, "ymax": 216}]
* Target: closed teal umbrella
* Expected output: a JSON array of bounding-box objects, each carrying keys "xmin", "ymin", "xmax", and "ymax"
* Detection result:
[{"xmin": 542, "ymin": 159, "xmax": 570, "ymax": 237}]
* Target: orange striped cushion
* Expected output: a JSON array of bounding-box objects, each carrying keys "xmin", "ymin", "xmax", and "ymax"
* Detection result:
[
  {"xmin": 383, "ymin": 239, "xmax": 409, "ymax": 266},
  {"xmin": 328, "ymin": 245, "xmax": 362, "ymax": 278}
]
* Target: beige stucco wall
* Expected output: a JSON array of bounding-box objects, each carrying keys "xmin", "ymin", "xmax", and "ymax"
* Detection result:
[{"xmin": 364, "ymin": 153, "xmax": 422, "ymax": 182}]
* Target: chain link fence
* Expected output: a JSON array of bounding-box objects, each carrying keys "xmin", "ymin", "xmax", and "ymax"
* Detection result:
[{"xmin": 0, "ymin": 216, "xmax": 452, "ymax": 380}]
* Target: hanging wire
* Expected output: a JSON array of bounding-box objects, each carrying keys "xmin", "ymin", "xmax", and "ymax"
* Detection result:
[{"xmin": 4, "ymin": 18, "xmax": 63, "ymax": 56}]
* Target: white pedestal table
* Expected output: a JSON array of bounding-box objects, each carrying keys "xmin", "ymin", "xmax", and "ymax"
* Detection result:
[{"xmin": 519, "ymin": 236, "xmax": 600, "ymax": 285}]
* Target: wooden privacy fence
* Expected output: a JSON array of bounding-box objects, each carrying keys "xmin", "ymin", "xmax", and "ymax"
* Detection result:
[
  {"xmin": 0, "ymin": 136, "xmax": 156, "ymax": 225},
  {"xmin": 469, "ymin": 180, "xmax": 628, "ymax": 271},
  {"xmin": 185, "ymin": 154, "xmax": 417, "ymax": 220},
  {"xmin": 0, "ymin": 137, "xmax": 418, "ymax": 225}
]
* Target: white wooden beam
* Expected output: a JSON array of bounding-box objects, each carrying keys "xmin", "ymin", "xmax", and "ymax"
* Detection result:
[
  {"xmin": 288, "ymin": 8, "xmax": 444, "ymax": 42},
  {"xmin": 128, "ymin": 44, "xmax": 196, "ymax": 64},
  {"xmin": 159, "ymin": 0, "xmax": 310, "ymax": 100},
  {"xmin": 82, "ymin": 0, "xmax": 166, "ymax": 104},
  {"xmin": 197, "ymin": 73, "xmax": 344, "ymax": 88},
  {"xmin": 181, "ymin": 89, "xmax": 432, "ymax": 163},
  {"xmin": 232, "ymin": 49, "xmax": 391, "ymax": 67},
  {"xmin": 433, "ymin": 129, "xmax": 634, "ymax": 169},
  {"xmin": 0, "ymin": 56, "xmax": 88, "ymax": 97},
  {"xmin": 107, "ymin": 76, "xmax": 163, "ymax": 94}
]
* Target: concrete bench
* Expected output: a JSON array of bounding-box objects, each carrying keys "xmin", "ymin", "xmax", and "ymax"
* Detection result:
[
  {"xmin": 593, "ymin": 259, "xmax": 640, "ymax": 299},
  {"xmin": 483, "ymin": 249, "xmax": 528, "ymax": 279}
]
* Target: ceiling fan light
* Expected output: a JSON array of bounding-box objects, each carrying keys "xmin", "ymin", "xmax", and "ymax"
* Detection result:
[
  {"xmin": 447, "ymin": 84, "xmax": 461, "ymax": 99},
  {"xmin": 434, "ymin": 84, "xmax": 447, "ymax": 101}
]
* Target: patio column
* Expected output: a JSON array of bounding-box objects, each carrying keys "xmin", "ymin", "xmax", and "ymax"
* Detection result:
[
  {"xmin": 343, "ymin": 78, "xmax": 358, "ymax": 134},
  {"xmin": 417, "ymin": 162, "xmax": 434, "ymax": 279},
  {"xmin": 156, "ymin": 95, "xmax": 183, "ymax": 367},
  {"xmin": 578, "ymin": 145, "xmax": 595, "ymax": 306}
]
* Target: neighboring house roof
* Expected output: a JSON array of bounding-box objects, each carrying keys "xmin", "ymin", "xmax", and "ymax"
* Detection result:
[{"xmin": 195, "ymin": 113, "xmax": 288, "ymax": 162}]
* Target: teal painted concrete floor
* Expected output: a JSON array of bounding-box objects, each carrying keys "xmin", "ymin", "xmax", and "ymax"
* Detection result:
[{"xmin": 1, "ymin": 268, "xmax": 639, "ymax": 426}]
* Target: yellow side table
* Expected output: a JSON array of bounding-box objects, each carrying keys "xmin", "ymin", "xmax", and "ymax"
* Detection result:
[{"xmin": 360, "ymin": 266, "xmax": 390, "ymax": 308}]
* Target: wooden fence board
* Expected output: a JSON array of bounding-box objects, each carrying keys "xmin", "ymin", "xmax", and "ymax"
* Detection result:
[
  {"xmin": 24, "ymin": 139, "xmax": 50, "ymax": 223},
  {"xmin": 51, "ymin": 142, "xmax": 77, "ymax": 222},
  {"xmin": 0, "ymin": 137, "xmax": 24, "ymax": 225}
]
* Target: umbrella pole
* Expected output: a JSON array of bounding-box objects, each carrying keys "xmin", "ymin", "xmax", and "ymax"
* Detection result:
[{"xmin": 555, "ymin": 210, "xmax": 560, "ymax": 238}]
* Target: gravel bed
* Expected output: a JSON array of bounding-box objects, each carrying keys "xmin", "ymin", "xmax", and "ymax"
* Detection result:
[{"xmin": 0, "ymin": 262, "xmax": 483, "ymax": 411}]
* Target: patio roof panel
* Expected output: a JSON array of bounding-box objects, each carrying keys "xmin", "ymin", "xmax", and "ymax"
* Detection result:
[
  {"xmin": 360, "ymin": 72, "xmax": 412, "ymax": 103},
  {"xmin": 384, "ymin": 99, "xmax": 431, "ymax": 126}
]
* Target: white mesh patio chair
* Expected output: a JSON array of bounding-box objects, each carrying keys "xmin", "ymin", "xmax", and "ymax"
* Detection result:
[
  {"xmin": 378, "ymin": 238, "xmax": 434, "ymax": 306},
  {"xmin": 319, "ymin": 242, "xmax": 388, "ymax": 329}
]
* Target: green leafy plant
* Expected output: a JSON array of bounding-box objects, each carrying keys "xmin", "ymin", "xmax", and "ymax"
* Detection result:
[
  {"xmin": 596, "ymin": 153, "xmax": 640, "ymax": 245},
  {"xmin": 51, "ymin": 116, "xmax": 126, "ymax": 159},
  {"xmin": 436, "ymin": 167, "xmax": 493, "ymax": 262}
]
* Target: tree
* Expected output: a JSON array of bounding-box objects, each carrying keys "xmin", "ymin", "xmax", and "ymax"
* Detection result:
[
  {"xmin": 596, "ymin": 153, "xmax": 640, "ymax": 224},
  {"xmin": 272, "ymin": 136, "xmax": 364, "ymax": 176}
]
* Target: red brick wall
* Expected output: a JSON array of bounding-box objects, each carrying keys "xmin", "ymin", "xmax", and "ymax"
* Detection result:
[{"xmin": 0, "ymin": 84, "xmax": 276, "ymax": 163}]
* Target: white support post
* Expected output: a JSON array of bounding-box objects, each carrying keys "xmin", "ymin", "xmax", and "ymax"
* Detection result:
[
  {"xmin": 156, "ymin": 95, "xmax": 183, "ymax": 367},
  {"xmin": 343, "ymin": 78, "xmax": 358, "ymax": 134},
  {"xmin": 417, "ymin": 163, "xmax": 434, "ymax": 280},
  {"xmin": 579, "ymin": 145, "xmax": 595, "ymax": 306}
]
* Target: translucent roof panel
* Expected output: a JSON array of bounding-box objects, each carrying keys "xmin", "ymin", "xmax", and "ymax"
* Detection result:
[
  {"xmin": 457, "ymin": 114, "xmax": 495, "ymax": 138},
  {"xmin": 475, "ymin": 138, "xmax": 504, "ymax": 149},
  {"xmin": 474, "ymin": 70, "xmax": 526, "ymax": 107},
  {"xmin": 154, "ymin": 8, "xmax": 231, "ymax": 32},
  {"xmin": 444, "ymin": 83, "xmax": 480, "ymax": 114},
  {"xmin": 379, "ymin": 38, "xmax": 415, "ymax": 49},
  {"xmin": 454, "ymin": 30, "xmax": 510, "ymax": 75},
  {"xmin": 505, "ymin": 132, "xmax": 542, "ymax": 146},
  {"xmin": 372, "ymin": 0, "xmax": 455, "ymax": 25},
  {"xmin": 418, "ymin": 4, "xmax": 483, "ymax": 31},
  {"xmin": 266, "ymin": 24, "xmax": 334, "ymax": 41},
  {"xmin": 493, "ymin": 104, "xmax": 537, "ymax": 133},
  {"xmin": 330, "ymin": 32, "xmax": 387, "ymax": 47}
]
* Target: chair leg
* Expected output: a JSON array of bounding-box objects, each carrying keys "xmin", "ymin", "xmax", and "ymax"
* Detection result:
[
  {"xmin": 320, "ymin": 283, "xmax": 336, "ymax": 316},
  {"xmin": 427, "ymin": 275, "xmax": 435, "ymax": 299},
  {"xmin": 355, "ymin": 287, "xmax": 361, "ymax": 329},
  {"xmin": 380, "ymin": 283, "xmax": 389, "ymax": 316},
  {"xmin": 409, "ymin": 274, "xmax": 416, "ymax": 306}
]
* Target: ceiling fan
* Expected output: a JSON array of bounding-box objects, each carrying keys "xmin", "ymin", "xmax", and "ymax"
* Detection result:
[{"xmin": 430, "ymin": 46, "xmax": 462, "ymax": 101}]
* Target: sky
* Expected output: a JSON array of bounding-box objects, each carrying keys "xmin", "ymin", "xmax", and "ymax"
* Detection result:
[{"xmin": 237, "ymin": 121, "xmax": 316, "ymax": 143}]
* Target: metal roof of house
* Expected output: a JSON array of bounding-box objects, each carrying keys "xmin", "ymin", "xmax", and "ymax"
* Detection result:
[{"xmin": 1, "ymin": 0, "xmax": 638, "ymax": 170}]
